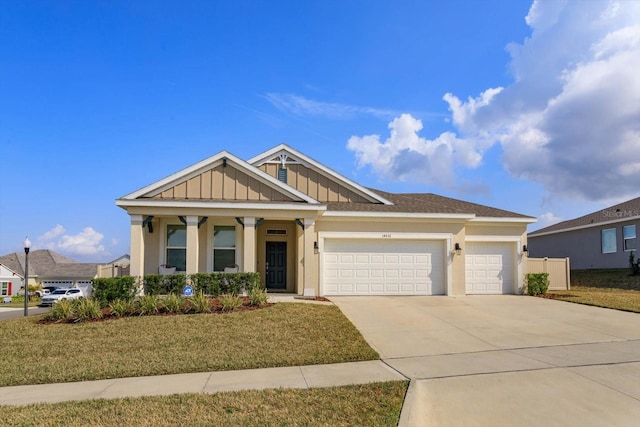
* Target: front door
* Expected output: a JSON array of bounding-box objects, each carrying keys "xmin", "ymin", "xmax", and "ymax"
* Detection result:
[{"xmin": 266, "ymin": 242, "xmax": 286, "ymax": 289}]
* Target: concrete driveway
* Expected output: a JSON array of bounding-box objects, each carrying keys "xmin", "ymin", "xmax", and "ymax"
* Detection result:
[{"xmin": 331, "ymin": 296, "xmax": 640, "ymax": 427}]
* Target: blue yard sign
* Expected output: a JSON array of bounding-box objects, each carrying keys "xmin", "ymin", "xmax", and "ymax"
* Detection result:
[{"xmin": 183, "ymin": 285, "xmax": 193, "ymax": 297}]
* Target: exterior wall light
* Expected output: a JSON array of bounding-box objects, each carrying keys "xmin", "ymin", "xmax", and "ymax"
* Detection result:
[
  {"xmin": 314, "ymin": 241, "xmax": 319, "ymax": 254},
  {"xmin": 454, "ymin": 243, "xmax": 462, "ymax": 256},
  {"xmin": 522, "ymin": 244, "xmax": 529, "ymax": 256}
]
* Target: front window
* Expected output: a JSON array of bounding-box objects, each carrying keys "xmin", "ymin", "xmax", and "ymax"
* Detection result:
[
  {"xmin": 214, "ymin": 226, "xmax": 236, "ymax": 271},
  {"xmin": 623, "ymin": 225, "xmax": 636, "ymax": 251},
  {"xmin": 1, "ymin": 282, "xmax": 8, "ymax": 296},
  {"xmin": 601, "ymin": 228, "xmax": 616, "ymax": 254},
  {"xmin": 166, "ymin": 225, "xmax": 187, "ymax": 271}
]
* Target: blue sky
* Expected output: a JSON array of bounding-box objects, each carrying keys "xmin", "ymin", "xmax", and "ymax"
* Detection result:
[{"xmin": 1, "ymin": 0, "xmax": 639, "ymax": 262}]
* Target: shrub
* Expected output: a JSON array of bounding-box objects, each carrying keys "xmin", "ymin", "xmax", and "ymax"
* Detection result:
[
  {"xmin": 138, "ymin": 295, "xmax": 160, "ymax": 316},
  {"xmin": 630, "ymin": 252, "xmax": 640, "ymax": 276},
  {"xmin": 220, "ymin": 293, "xmax": 243, "ymax": 312},
  {"xmin": 75, "ymin": 298, "xmax": 103, "ymax": 321},
  {"xmin": 527, "ymin": 273, "xmax": 550, "ymax": 296},
  {"xmin": 110, "ymin": 298, "xmax": 135, "ymax": 317},
  {"xmin": 188, "ymin": 272, "xmax": 262, "ymax": 297},
  {"xmin": 164, "ymin": 293, "xmax": 184, "ymax": 314},
  {"xmin": 190, "ymin": 290, "xmax": 211, "ymax": 313},
  {"xmin": 248, "ymin": 287, "xmax": 268, "ymax": 306},
  {"xmin": 190, "ymin": 273, "xmax": 220, "ymax": 296},
  {"xmin": 49, "ymin": 299, "xmax": 75, "ymax": 321},
  {"xmin": 92, "ymin": 277, "xmax": 137, "ymax": 305},
  {"xmin": 143, "ymin": 274, "xmax": 187, "ymax": 295}
]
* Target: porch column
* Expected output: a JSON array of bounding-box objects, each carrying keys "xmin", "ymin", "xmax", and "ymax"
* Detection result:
[
  {"xmin": 129, "ymin": 215, "xmax": 145, "ymax": 281},
  {"xmin": 186, "ymin": 216, "xmax": 199, "ymax": 275},
  {"xmin": 243, "ymin": 217, "xmax": 256, "ymax": 272},
  {"xmin": 303, "ymin": 219, "xmax": 316, "ymax": 297}
]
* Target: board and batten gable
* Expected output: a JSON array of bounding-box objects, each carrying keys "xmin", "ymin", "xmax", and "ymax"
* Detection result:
[
  {"xmin": 150, "ymin": 163, "xmax": 298, "ymax": 202},
  {"xmin": 259, "ymin": 162, "xmax": 371, "ymax": 203}
]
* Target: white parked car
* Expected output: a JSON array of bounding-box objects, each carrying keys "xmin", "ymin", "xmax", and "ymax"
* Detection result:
[{"xmin": 40, "ymin": 288, "xmax": 84, "ymax": 306}]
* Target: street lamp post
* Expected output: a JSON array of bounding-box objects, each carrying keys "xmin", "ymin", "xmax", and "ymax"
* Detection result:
[{"xmin": 24, "ymin": 237, "xmax": 31, "ymax": 317}]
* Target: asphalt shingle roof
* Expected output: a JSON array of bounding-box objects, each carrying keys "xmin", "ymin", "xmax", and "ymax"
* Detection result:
[
  {"xmin": 529, "ymin": 196, "xmax": 640, "ymax": 236},
  {"xmin": 327, "ymin": 189, "xmax": 533, "ymax": 218},
  {"xmin": 0, "ymin": 250, "xmax": 99, "ymax": 279}
]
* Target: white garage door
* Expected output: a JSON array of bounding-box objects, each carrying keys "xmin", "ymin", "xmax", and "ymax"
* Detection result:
[
  {"xmin": 322, "ymin": 239, "xmax": 445, "ymax": 295},
  {"xmin": 465, "ymin": 242, "xmax": 515, "ymax": 294}
]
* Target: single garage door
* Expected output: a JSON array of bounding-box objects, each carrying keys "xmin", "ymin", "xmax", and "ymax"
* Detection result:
[
  {"xmin": 465, "ymin": 242, "xmax": 515, "ymax": 294},
  {"xmin": 322, "ymin": 239, "xmax": 445, "ymax": 295}
]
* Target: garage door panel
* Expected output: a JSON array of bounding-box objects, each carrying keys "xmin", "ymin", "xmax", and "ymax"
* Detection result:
[
  {"xmin": 355, "ymin": 254, "xmax": 369, "ymax": 264},
  {"xmin": 371, "ymin": 255, "xmax": 384, "ymax": 263},
  {"xmin": 323, "ymin": 239, "xmax": 445, "ymax": 296},
  {"xmin": 371, "ymin": 269, "xmax": 384, "ymax": 278}
]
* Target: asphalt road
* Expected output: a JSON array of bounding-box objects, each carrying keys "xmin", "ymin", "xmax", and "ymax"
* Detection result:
[{"xmin": 0, "ymin": 306, "xmax": 51, "ymax": 321}]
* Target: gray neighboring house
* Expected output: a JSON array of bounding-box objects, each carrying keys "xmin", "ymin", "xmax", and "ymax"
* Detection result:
[
  {"xmin": 528, "ymin": 197, "xmax": 639, "ymax": 269},
  {"xmin": 0, "ymin": 250, "xmax": 101, "ymax": 296}
]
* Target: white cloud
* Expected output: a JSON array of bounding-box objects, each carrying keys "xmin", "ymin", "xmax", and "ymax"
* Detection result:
[
  {"xmin": 537, "ymin": 212, "xmax": 563, "ymax": 228},
  {"xmin": 38, "ymin": 225, "xmax": 108, "ymax": 259},
  {"xmin": 40, "ymin": 224, "xmax": 65, "ymax": 241},
  {"xmin": 264, "ymin": 93, "xmax": 400, "ymax": 120},
  {"xmin": 347, "ymin": 113, "xmax": 483, "ymax": 190},
  {"xmin": 350, "ymin": 1, "xmax": 640, "ymax": 201},
  {"xmin": 443, "ymin": 0, "xmax": 640, "ymax": 201}
]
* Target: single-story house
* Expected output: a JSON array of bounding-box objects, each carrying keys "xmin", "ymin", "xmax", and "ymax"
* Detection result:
[
  {"xmin": 0, "ymin": 263, "xmax": 22, "ymax": 299},
  {"xmin": 116, "ymin": 144, "xmax": 535, "ymax": 296},
  {"xmin": 0, "ymin": 250, "xmax": 101, "ymax": 296},
  {"xmin": 528, "ymin": 197, "xmax": 639, "ymax": 269}
]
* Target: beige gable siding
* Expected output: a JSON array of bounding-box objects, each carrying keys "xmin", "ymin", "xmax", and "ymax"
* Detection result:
[
  {"xmin": 152, "ymin": 165, "xmax": 296, "ymax": 202},
  {"xmin": 259, "ymin": 163, "xmax": 370, "ymax": 203}
]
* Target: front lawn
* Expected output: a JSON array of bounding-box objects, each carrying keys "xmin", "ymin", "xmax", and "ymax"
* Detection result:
[
  {"xmin": 0, "ymin": 303, "xmax": 379, "ymax": 387},
  {"xmin": 545, "ymin": 269, "xmax": 640, "ymax": 312},
  {"xmin": 2, "ymin": 381, "xmax": 408, "ymax": 427}
]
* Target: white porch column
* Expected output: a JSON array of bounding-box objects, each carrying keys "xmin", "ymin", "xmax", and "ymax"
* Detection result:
[
  {"xmin": 186, "ymin": 216, "xmax": 199, "ymax": 275},
  {"xmin": 243, "ymin": 217, "xmax": 256, "ymax": 272},
  {"xmin": 129, "ymin": 215, "xmax": 145, "ymax": 281},
  {"xmin": 303, "ymin": 219, "xmax": 316, "ymax": 297}
]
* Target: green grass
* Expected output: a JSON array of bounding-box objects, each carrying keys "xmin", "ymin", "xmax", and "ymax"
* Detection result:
[
  {"xmin": 0, "ymin": 303, "xmax": 378, "ymax": 387},
  {"xmin": 1, "ymin": 381, "xmax": 408, "ymax": 427},
  {"xmin": 546, "ymin": 269, "xmax": 640, "ymax": 312}
]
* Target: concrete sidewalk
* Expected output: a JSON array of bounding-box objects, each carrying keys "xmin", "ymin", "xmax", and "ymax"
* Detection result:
[{"xmin": 0, "ymin": 360, "xmax": 406, "ymax": 406}]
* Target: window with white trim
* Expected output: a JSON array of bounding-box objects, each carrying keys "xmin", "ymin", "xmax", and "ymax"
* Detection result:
[
  {"xmin": 601, "ymin": 228, "xmax": 616, "ymax": 254},
  {"xmin": 213, "ymin": 226, "xmax": 236, "ymax": 271},
  {"xmin": 166, "ymin": 225, "xmax": 187, "ymax": 271},
  {"xmin": 1, "ymin": 282, "xmax": 8, "ymax": 296},
  {"xmin": 623, "ymin": 225, "xmax": 636, "ymax": 251}
]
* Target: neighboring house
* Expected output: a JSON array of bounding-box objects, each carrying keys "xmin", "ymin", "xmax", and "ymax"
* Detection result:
[
  {"xmin": 0, "ymin": 250, "xmax": 100, "ymax": 296},
  {"xmin": 528, "ymin": 197, "xmax": 640, "ymax": 269},
  {"xmin": 98, "ymin": 254, "xmax": 131, "ymax": 278},
  {"xmin": 0, "ymin": 263, "xmax": 22, "ymax": 298},
  {"xmin": 116, "ymin": 144, "xmax": 535, "ymax": 296}
]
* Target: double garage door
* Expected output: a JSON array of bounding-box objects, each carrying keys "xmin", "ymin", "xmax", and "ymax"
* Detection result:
[
  {"xmin": 322, "ymin": 239, "xmax": 445, "ymax": 295},
  {"xmin": 322, "ymin": 239, "xmax": 515, "ymax": 296}
]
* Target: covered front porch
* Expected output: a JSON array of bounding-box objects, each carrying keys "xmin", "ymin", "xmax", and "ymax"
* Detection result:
[{"xmin": 128, "ymin": 213, "xmax": 319, "ymax": 296}]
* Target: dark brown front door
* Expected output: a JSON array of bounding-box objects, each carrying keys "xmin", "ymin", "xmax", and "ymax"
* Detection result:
[{"xmin": 266, "ymin": 242, "xmax": 286, "ymax": 289}]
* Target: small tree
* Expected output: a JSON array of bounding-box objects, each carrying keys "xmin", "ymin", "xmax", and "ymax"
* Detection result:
[{"xmin": 630, "ymin": 251, "xmax": 640, "ymax": 276}]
